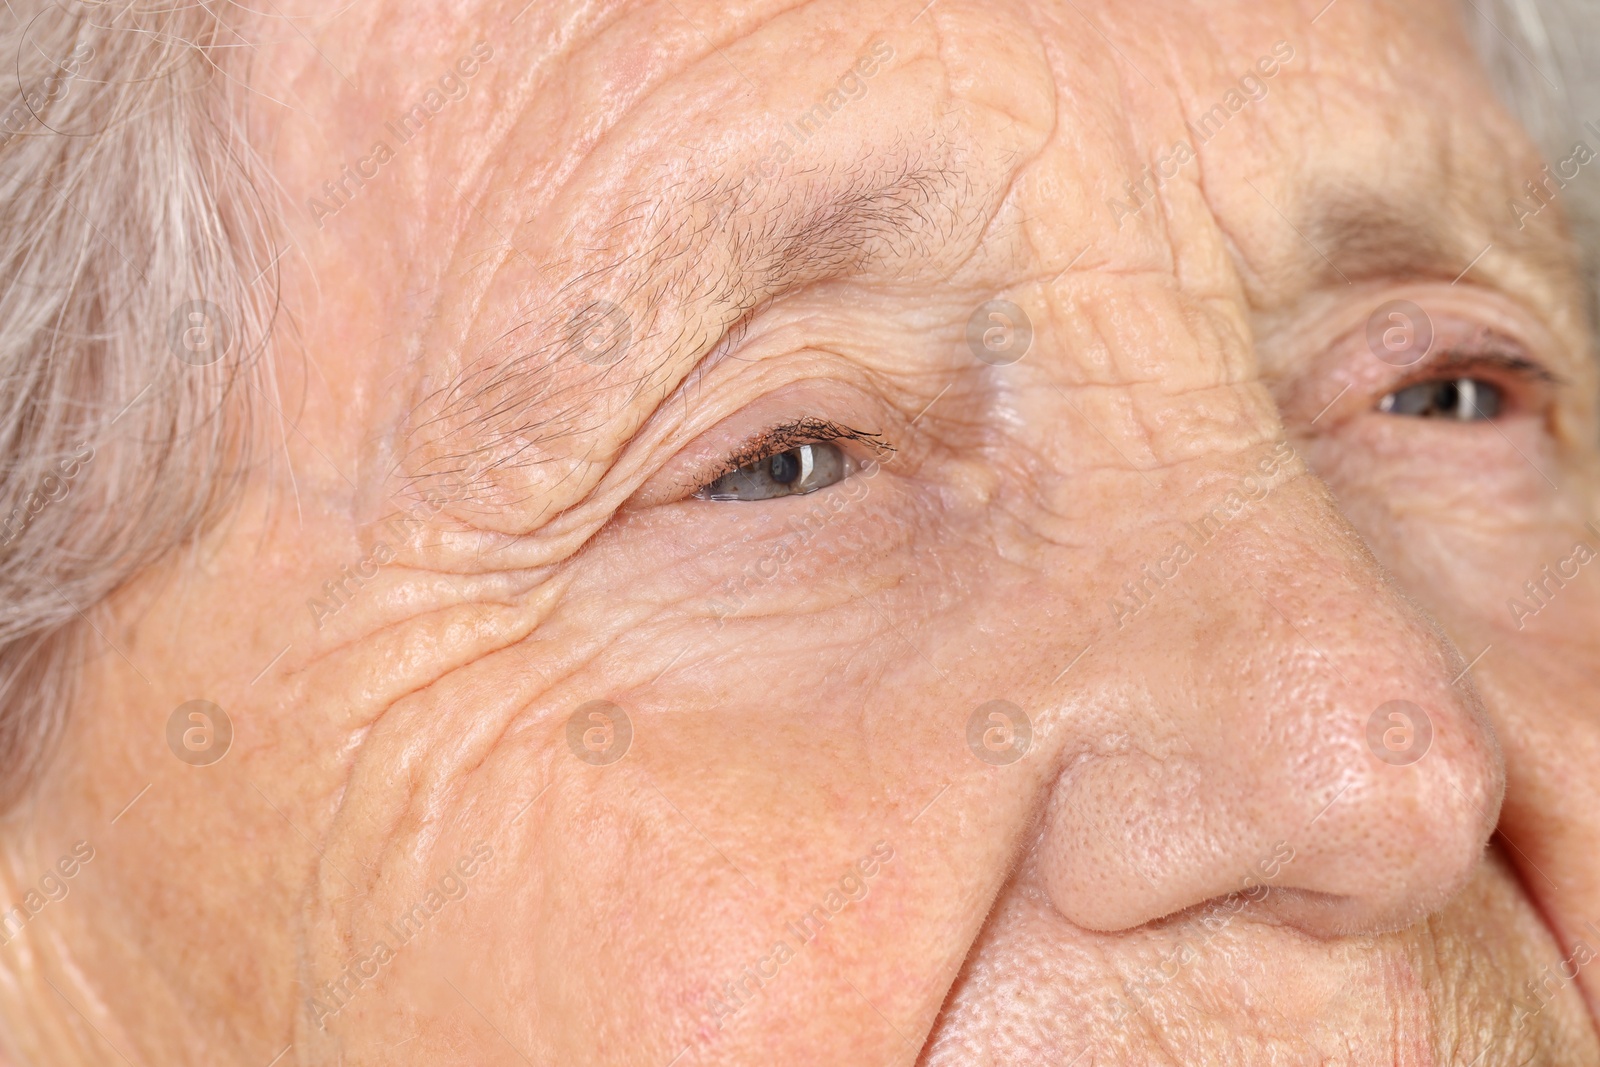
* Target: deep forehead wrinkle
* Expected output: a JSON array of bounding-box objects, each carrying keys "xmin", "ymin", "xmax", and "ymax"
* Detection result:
[{"xmin": 421, "ymin": 145, "xmax": 977, "ymax": 476}]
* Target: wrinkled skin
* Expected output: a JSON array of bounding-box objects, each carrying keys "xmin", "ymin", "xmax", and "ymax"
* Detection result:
[{"xmin": 2, "ymin": 0, "xmax": 1600, "ymax": 1064}]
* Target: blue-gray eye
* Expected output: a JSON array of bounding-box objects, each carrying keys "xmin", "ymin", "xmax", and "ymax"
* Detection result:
[
  {"xmin": 1378, "ymin": 378, "xmax": 1503, "ymax": 421},
  {"xmin": 697, "ymin": 442, "xmax": 849, "ymax": 501}
]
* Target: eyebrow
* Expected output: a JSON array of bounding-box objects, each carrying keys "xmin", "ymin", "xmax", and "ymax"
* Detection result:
[
  {"xmin": 430, "ymin": 154, "xmax": 971, "ymax": 473},
  {"xmin": 1308, "ymin": 193, "xmax": 1454, "ymax": 283},
  {"xmin": 1300, "ymin": 183, "xmax": 1575, "ymax": 290}
]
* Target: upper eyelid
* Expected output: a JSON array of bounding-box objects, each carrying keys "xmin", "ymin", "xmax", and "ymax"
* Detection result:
[
  {"xmin": 736, "ymin": 420, "xmax": 890, "ymax": 462},
  {"xmin": 1384, "ymin": 347, "xmax": 1566, "ymax": 396},
  {"xmin": 703, "ymin": 420, "xmax": 893, "ymax": 484},
  {"xmin": 1421, "ymin": 348, "xmax": 1564, "ymax": 386}
]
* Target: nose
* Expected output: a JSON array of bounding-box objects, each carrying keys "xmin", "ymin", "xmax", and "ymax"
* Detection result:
[{"xmin": 1035, "ymin": 474, "xmax": 1504, "ymax": 939}]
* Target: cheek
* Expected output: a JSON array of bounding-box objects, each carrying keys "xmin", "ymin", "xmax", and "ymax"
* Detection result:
[
  {"xmin": 307, "ymin": 696, "xmax": 938, "ymax": 1062},
  {"xmin": 304, "ymin": 458, "xmax": 1095, "ymax": 1059},
  {"xmin": 1296, "ymin": 413, "xmax": 1558, "ymax": 620}
]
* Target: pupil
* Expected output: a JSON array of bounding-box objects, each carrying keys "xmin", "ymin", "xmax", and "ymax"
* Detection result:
[
  {"xmin": 769, "ymin": 449, "xmax": 802, "ymax": 484},
  {"xmin": 1437, "ymin": 381, "xmax": 1460, "ymax": 416}
]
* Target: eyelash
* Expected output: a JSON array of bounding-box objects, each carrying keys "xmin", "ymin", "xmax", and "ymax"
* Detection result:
[
  {"xmin": 1378, "ymin": 347, "xmax": 1559, "ymax": 420},
  {"xmin": 688, "ymin": 334, "xmax": 1554, "ymax": 497},
  {"xmin": 701, "ymin": 418, "xmax": 893, "ymax": 487}
]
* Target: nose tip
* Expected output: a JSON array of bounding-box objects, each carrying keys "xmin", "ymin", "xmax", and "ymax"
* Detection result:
[
  {"xmin": 1034, "ymin": 528, "xmax": 1505, "ymax": 939},
  {"xmin": 1279, "ymin": 691, "xmax": 1503, "ymax": 937}
]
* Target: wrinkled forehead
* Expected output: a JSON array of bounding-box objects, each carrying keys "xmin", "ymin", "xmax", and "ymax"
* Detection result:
[{"xmin": 270, "ymin": 0, "xmax": 1582, "ymax": 496}]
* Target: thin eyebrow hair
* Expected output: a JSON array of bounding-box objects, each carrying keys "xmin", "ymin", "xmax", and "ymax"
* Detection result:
[
  {"xmin": 1309, "ymin": 194, "xmax": 1453, "ymax": 283},
  {"xmin": 1303, "ymin": 184, "xmax": 1575, "ymax": 288},
  {"xmin": 424, "ymin": 150, "xmax": 973, "ymax": 478}
]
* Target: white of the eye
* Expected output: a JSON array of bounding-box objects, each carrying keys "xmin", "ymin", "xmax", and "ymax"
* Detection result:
[
  {"xmin": 1378, "ymin": 392, "xmax": 1396, "ymax": 414},
  {"xmin": 797, "ymin": 444, "xmax": 814, "ymax": 485},
  {"xmin": 1457, "ymin": 378, "xmax": 1477, "ymax": 419}
]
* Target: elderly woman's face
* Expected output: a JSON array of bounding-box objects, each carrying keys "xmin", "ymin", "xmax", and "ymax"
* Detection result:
[{"xmin": 39, "ymin": 0, "xmax": 1600, "ymax": 1063}]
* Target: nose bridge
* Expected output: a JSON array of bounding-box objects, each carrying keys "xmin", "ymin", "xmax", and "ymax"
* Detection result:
[{"xmin": 1034, "ymin": 468, "xmax": 1505, "ymax": 937}]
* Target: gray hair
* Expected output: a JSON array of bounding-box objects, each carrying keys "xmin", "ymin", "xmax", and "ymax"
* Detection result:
[
  {"xmin": 1465, "ymin": 0, "xmax": 1600, "ymax": 311},
  {"xmin": 0, "ymin": 2, "xmax": 280, "ymax": 806},
  {"xmin": 0, "ymin": 0, "xmax": 1592, "ymax": 810}
]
